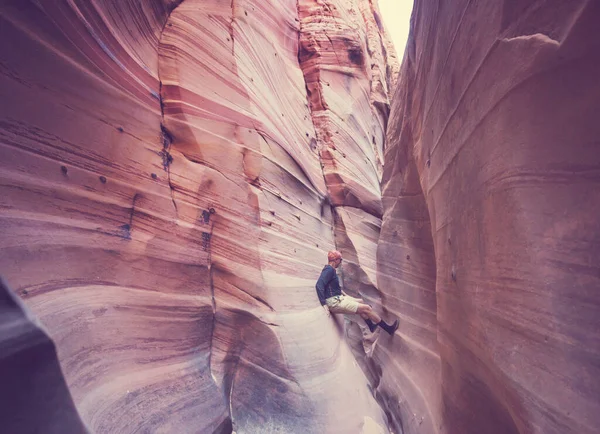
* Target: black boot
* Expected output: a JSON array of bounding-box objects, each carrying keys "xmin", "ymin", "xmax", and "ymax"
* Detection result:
[
  {"xmin": 378, "ymin": 319, "xmax": 399, "ymax": 336},
  {"xmin": 364, "ymin": 319, "xmax": 378, "ymax": 332}
]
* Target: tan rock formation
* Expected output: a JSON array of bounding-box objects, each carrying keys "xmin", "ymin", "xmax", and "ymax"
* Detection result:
[
  {"xmin": 377, "ymin": 1, "xmax": 600, "ymax": 433},
  {"xmin": 0, "ymin": 0, "xmax": 396, "ymax": 432}
]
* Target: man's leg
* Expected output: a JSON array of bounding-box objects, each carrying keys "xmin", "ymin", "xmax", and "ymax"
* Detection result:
[
  {"xmin": 360, "ymin": 313, "xmax": 378, "ymax": 332},
  {"xmin": 356, "ymin": 303, "xmax": 381, "ymax": 323},
  {"xmin": 331, "ymin": 297, "xmax": 378, "ymax": 332},
  {"xmin": 348, "ymin": 298, "xmax": 371, "ymax": 321},
  {"xmin": 357, "ymin": 304, "xmax": 399, "ymax": 336}
]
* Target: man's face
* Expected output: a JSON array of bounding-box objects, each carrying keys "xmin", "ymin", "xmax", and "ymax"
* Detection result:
[{"xmin": 333, "ymin": 257, "xmax": 343, "ymax": 268}]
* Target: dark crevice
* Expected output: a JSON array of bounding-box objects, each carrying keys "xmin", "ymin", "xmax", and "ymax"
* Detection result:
[
  {"xmin": 253, "ymin": 295, "xmax": 274, "ymax": 311},
  {"xmin": 157, "ymin": 79, "xmax": 177, "ymax": 213},
  {"xmin": 127, "ymin": 192, "xmax": 140, "ymax": 228},
  {"xmin": 117, "ymin": 193, "xmax": 141, "ymax": 239},
  {"xmin": 255, "ymin": 128, "xmax": 320, "ymax": 195},
  {"xmin": 233, "ymin": 283, "xmax": 275, "ymax": 312},
  {"xmin": 211, "ymin": 416, "xmax": 233, "ymax": 434},
  {"xmin": 222, "ymin": 340, "xmax": 242, "ymax": 433},
  {"xmin": 156, "ymin": 3, "xmax": 227, "ymax": 431},
  {"xmin": 157, "ymin": 21, "xmax": 178, "ymax": 216},
  {"xmin": 348, "ymin": 44, "xmax": 364, "ymax": 66}
]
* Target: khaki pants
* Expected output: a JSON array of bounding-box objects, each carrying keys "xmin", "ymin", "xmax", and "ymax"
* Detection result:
[{"xmin": 325, "ymin": 295, "xmax": 360, "ymax": 314}]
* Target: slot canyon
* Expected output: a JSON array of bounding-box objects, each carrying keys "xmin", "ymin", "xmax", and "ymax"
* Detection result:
[{"xmin": 1, "ymin": 1, "xmax": 599, "ymax": 433}]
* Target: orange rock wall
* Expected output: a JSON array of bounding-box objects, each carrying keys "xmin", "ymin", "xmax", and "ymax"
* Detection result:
[{"xmin": 377, "ymin": 1, "xmax": 600, "ymax": 433}]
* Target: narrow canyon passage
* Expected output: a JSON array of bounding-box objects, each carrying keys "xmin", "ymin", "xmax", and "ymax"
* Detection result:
[{"xmin": 1, "ymin": 1, "xmax": 599, "ymax": 434}]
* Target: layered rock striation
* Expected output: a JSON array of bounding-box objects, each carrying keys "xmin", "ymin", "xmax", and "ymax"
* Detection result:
[
  {"xmin": 0, "ymin": 0, "xmax": 397, "ymax": 433},
  {"xmin": 3, "ymin": 0, "xmax": 595, "ymax": 433},
  {"xmin": 377, "ymin": 1, "xmax": 600, "ymax": 433},
  {"xmin": 1, "ymin": 278, "xmax": 88, "ymax": 433}
]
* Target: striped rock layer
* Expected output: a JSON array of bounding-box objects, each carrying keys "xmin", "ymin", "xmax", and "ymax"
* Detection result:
[
  {"xmin": 0, "ymin": 1, "xmax": 396, "ymax": 433},
  {"xmin": 376, "ymin": 1, "xmax": 600, "ymax": 433}
]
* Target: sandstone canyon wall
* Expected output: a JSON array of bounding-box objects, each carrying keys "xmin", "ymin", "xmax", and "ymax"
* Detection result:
[
  {"xmin": 0, "ymin": 0, "xmax": 397, "ymax": 433},
  {"xmin": 1, "ymin": 277, "xmax": 87, "ymax": 434},
  {"xmin": 3, "ymin": 1, "xmax": 598, "ymax": 433},
  {"xmin": 377, "ymin": 1, "xmax": 600, "ymax": 433}
]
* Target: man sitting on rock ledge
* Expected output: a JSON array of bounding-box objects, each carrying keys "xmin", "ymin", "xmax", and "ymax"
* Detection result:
[{"xmin": 316, "ymin": 250, "xmax": 399, "ymax": 335}]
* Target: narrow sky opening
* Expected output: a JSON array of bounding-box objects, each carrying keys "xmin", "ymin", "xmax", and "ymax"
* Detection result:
[{"xmin": 377, "ymin": 0, "xmax": 414, "ymax": 59}]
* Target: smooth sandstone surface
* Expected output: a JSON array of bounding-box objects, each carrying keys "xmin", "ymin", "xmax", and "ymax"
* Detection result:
[
  {"xmin": 376, "ymin": 1, "xmax": 600, "ymax": 433},
  {"xmin": 0, "ymin": 0, "xmax": 396, "ymax": 433},
  {"xmin": 3, "ymin": 0, "xmax": 598, "ymax": 433}
]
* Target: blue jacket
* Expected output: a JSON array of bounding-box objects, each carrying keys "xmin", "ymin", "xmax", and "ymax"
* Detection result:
[{"xmin": 315, "ymin": 265, "xmax": 342, "ymax": 305}]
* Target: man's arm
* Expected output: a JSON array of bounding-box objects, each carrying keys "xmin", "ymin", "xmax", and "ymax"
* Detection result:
[{"xmin": 315, "ymin": 267, "xmax": 334, "ymax": 305}]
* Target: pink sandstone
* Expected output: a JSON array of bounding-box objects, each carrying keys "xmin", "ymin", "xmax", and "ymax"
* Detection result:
[
  {"xmin": 375, "ymin": 1, "xmax": 600, "ymax": 433},
  {"xmin": 0, "ymin": 0, "xmax": 396, "ymax": 432},
  {"xmin": 1, "ymin": 0, "xmax": 599, "ymax": 433}
]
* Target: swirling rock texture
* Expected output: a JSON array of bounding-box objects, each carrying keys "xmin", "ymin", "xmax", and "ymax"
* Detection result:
[
  {"xmin": 1, "ymin": 278, "xmax": 87, "ymax": 434},
  {"xmin": 0, "ymin": 0, "xmax": 397, "ymax": 433},
  {"xmin": 376, "ymin": 1, "xmax": 600, "ymax": 434}
]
